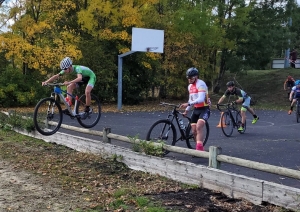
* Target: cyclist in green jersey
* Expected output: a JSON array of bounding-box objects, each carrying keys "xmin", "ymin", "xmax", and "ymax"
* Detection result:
[{"xmin": 42, "ymin": 57, "xmax": 96, "ymax": 114}]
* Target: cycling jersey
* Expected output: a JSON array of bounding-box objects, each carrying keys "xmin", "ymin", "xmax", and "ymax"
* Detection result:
[
  {"xmin": 59, "ymin": 65, "xmax": 96, "ymax": 87},
  {"xmin": 223, "ymin": 87, "xmax": 248, "ymax": 100},
  {"xmin": 186, "ymin": 79, "xmax": 209, "ymax": 111},
  {"xmin": 291, "ymin": 86, "xmax": 300, "ymax": 99},
  {"xmin": 285, "ymin": 79, "xmax": 295, "ymax": 88}
]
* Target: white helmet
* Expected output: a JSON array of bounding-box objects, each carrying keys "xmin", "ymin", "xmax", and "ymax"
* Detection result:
[{"xmin": 60, "ymin": 57, "xmax": 72, "ymax": 70}]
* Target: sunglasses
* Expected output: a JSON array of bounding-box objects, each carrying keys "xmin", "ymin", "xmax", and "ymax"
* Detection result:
[
  {"xmin": 63, "ymin": 67, "xmax": 69, "ymax": 71},
  {"xmin": 186, "ymin": 76, "xmax": 195, "ymax": 79}
]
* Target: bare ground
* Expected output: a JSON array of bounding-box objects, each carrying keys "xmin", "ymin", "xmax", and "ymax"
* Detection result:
[{"xmin": 0, "ymin": 130, "xmax": 293, "ymax": 212}]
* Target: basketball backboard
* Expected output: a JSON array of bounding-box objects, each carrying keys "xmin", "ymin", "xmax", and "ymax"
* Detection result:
[{"xmin": 131, "ymin": 27, "xmax": 164, "ymax": 53}]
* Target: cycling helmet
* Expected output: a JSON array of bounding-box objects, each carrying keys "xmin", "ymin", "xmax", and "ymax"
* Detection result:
[
  {"xmin": 226, "ymin": 81, "xmax": 235, "ymax": 87},
  {"xmin": 295, "ymin": 80, "xmax": 300, "ymax": 85},
  {"xmin": 60, "ymin": 57, "xmax": 72, "ymax": 70},
  {"xmin": 186, "ymin": 67, "xmax": 199, "ymax": 78}
]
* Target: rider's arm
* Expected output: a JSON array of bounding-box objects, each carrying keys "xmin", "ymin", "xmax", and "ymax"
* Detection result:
[
  {"xmin": 67, "ymin": 74, "xmax": 83, "ymax": 84},
  {"xmin": 43, "ymin": 73, "xmax": 60, "ymax": 84},
  {"xmin": 218, "ymin": 95, "xmax": 226, "ymax": 104},
  {"xmin": 284, "ymin": 80, "xmax": 287, "ymax": 90}
]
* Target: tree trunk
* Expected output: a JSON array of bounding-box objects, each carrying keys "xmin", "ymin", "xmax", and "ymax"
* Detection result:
[{"xmin": 213, "ymin": 49, "xmax": 227, "ymax": 94}]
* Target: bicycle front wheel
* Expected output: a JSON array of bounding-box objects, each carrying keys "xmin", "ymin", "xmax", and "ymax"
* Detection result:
[
  {"xmin": 186, "ymin": 121, "xmax": 209, "ymax": 149},
  {"xmin": 236, "ymin": 111, "xmax": 246, "ymax": 134},
  {"xmin": 75, "ymin": 93, "xmax": 101, "ymax": 128},
  {"xmin": 33, "ymin": 97, "xmax": 63, "ymax": 136},
  {"xmin": 146, "ymin": 120, "xmax": 177, "ymax": 156},
  {"xmin": 221, "ymin": 112, "xmax": 234, "ymax": 137}
]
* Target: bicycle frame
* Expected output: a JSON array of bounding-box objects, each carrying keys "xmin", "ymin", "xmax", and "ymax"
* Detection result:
[
  {"xmin": 161, "ymin": 103, "xmax": 190, "ymax": 141},
  {"xmin": 50, "ymin": 84, "xmax": 85, "ymax": 117},
  {"xmin": 217, "ymin": 103, "xmax": 239, "ymax": 127}
]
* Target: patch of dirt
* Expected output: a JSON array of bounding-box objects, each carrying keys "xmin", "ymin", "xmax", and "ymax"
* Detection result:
[
  {"xmin": 0, "ymin": 131, "xmax": 293, "ymax": 212},
  {"xmin": 0, "ymin": 160, "xmax": 90, "ymax": 212}
]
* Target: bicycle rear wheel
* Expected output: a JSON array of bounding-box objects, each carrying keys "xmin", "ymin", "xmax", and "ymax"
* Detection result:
[
  {"xmin": 75, "ymin": 93, "xmax": 101, "ymax": 128},
  {"xmin": 221, "ymin": 112, "xmax": 234, "ymax": 137},
  {"xmin": 186, "ymin": 120, "xmax": 209, "ymax": 149},
  {"xmin": 236, "ymin": 111, "xmax": 246, "ymax": 134},
  {"xmin": 296, "ymin": 101, "xmax": 300, "ymax": 123},
  {"xmin": 33, "ymin": 97, "xmax": 63, "ymax": 136},
  {"xmin": 146, "ymin": 120, "xmax": 177, "ymax": 156}
]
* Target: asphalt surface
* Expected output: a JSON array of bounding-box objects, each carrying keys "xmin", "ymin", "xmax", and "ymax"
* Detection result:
[{"xmin": 59, "ymin": 108, "xmax": 300, "ymax": 189}]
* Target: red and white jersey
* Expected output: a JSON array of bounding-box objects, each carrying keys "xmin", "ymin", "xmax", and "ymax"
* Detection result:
[{"xmin": 187, "ymin": 79, "xmax": 209, "ymax": 109}]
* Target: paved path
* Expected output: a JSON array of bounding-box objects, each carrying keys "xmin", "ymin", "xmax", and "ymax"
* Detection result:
[{"xmin": 60, "ymin": 109, "xmax": 300, "ymax": 189}]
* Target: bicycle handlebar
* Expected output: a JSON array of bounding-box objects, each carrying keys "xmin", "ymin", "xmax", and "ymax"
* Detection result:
[
  {"xmin": 217, "ymin": 103, "xmax": 237, "ymax": 111},
  {"xmin": 44, "ymin": 82, "xmax": 65, "ymax": 86},
  {"xmin": 160, "ymin": 102, "xmax": 181, "ymax": 108}
]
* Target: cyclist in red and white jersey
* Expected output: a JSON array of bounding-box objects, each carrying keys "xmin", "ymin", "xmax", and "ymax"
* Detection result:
[{"xmin": 180, "ymin": 67, "xmax": 210, "ymax": 151}]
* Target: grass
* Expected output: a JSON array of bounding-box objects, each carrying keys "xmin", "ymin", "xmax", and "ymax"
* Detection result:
[{"xmin": 210, "ymin": 68, "xmax": 299, "ymax": 111}]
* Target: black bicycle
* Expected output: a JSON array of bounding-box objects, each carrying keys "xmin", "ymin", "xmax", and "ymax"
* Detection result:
[
  {"xmin": 217, "ymin": 103, "xmax": 246, "ymax": 137},
  {"xmin": 146, "ymin": 102, "xmax": 209, "ymax": 155},
  {"xmin": 33, "ymin": 83, "xmax": 101, "ymax": 136},
  {"xmin": 296, "ymin": 98, "xmax": 300, "ymax": 123}
]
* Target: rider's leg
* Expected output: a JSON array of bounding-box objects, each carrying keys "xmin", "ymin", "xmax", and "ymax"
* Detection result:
[
  {"xmin": 195, "ymin": 119, "xmax": 205, "ymax": 151},
  {"xmin": 84, "ymin": 85, "xmax": 93, "ymax": 112},
  {"xmin": 66, "ymin": 83, "xmax": 76, "ymax": 101}
]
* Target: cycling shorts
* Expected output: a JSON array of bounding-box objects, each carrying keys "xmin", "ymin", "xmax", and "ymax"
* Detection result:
[
  {"xmin": 190, "ymin": 106, "xmax": 210, "ymax": 124},
  {"xmin": 76, "ymin": 76, "xmax": 96, "ymax": 88}
]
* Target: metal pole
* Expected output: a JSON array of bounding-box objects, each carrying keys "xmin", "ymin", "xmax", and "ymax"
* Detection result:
[{"xmin": 117, "ymin": 51, "xmax": 136, "ymax": 110}]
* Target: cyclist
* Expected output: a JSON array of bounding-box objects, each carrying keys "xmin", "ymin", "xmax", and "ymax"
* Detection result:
[
  {"xmin": 217, "ymin": 81, "xmax": 259, "ymax": 132},
  {"xmin": 284, "ymin": 76, "xmax": 295, "ymax": 99},
  {"xmin": 288, "ymin": 80, "xmax": 300, "ymax": 115},
  {"xmin": 42, "ymin": 57, "xmax": 96, "ymax": 114},
  {"xmin": 180, "ymin": 67, "xmax": 210, "ymax": 151}
]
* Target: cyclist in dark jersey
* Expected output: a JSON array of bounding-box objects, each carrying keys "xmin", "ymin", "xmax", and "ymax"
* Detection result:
[
  {"xmin": 180, "ymin": 67, "xmax": 210, "ymax": 151},
  {"xmin": 42, "ymin": 57, "xmax": 96, "ymax": 114},
  {"xmin": 288, "ymin": 80, "xmax": 300, "ymax": 115},
  {"xmin": 284, "ymin": 76, "xmax": 295, "ymax": 99},
  {"xmin": 217, "ymin": 81, "xmax": 259, "ymax": 132}
]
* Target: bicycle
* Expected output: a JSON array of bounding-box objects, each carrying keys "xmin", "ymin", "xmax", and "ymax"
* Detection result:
[
  {"xmin": 146, "ymin": 102, "xmax": 209, "ymax": 155},
  {"xmin": 296, "ymin": 98, "xmax": 300, "ymax": 123},
  {"xmin": 33, "ymin": 83, "xmax": 101, "ymax": 136},
  {"xmin": 217, "ymin": 103, "xmax": 246, "ymax": 137}
]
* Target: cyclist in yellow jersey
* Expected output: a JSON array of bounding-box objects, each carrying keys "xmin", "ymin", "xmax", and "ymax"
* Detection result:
[
  {"xmin": 42, "ymin": 57, "xmax": 96, "ymax": 114},
  {"xmin": 180, "ymin": 67, "xmax": 210, "ymax": 151}
]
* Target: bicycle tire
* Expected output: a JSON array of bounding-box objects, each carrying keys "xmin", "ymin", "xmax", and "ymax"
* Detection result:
[
  {"xmin": 221, "ymin": 112, "xmax": 234, "ymax": 137},
  {"xmin": 297, "ymin": 101, "xmax": 300, "ymax": 123},
  {"xmin": 146, "ymin": 119, "xmax": 177, "ymax": 156},
  {"xmin": 236, "ymin": 111, "xmax": 246, "ymax": 134},
  {"xmin": 185, "ymin": 120, "xmax": 209, "ymax": 149},
  {"xmin": 33, "ymin": 97, "xmax": 63, "ymax": 136},
  {"xmin": 75, "ymin": 93, "xmax": 101, "ymax": 128}
]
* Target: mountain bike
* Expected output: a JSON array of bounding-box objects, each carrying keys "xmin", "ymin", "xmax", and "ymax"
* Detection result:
[
  {"xmin": 217, "ymin": 103, "xmax": 246, "ymax": 137},
  {"xmin": 33, "ymin": 83, "xmax": 101, "ymax": 136},
  {"xmin": 296, "ymin": 98, "xmax": 300, "ymax": 123},
  {"xmin": 146, "ymin": 102, "xmax": 209, "ymax": 155}
]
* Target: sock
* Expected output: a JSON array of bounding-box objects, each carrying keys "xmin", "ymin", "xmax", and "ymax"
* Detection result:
[
  {"xmin": 242, "ymin": 123, "xmax": 245, "ymax": 127},
  {"xmin": 196, "ymin": 142, "xmax": 204, "ymax": 151},
  {"xmin": 291, "ymin": 106, "xmax": 294, "ymax": 110},
  {"xmin": 85, "ymin": 106, "xmax": 90, "ymax": 112},
  {"xmin": 253, "ymin": 115, "xmax": 257, "ymax": 118}
]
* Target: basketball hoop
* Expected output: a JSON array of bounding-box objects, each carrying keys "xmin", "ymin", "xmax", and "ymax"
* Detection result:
[{"xmin": 146, "ymin": 47, "xmax": 158, "ymax": 52}]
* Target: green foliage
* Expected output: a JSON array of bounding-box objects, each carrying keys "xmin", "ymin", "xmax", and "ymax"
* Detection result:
[
  {"xmin": 129, "ymin": 135, "xmax": 164, "ymax": 157},
  {"xmin": 0, "ymin": 0, "xmax": 298, "ymax": 105},
  {"xmin": 0, "ymin": 111, "xmax": 34, "ymax": 132}
]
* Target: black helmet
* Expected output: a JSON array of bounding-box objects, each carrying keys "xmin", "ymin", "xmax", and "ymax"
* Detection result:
[
  {"xmin": 226, "ymin": 81, "xmax": 235, "ymax": 87},
  {"xmin": 186, "ymin": 67, "xmax": 199, "ymax": 78}
]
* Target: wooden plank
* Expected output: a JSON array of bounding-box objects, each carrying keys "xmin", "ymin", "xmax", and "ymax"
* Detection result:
[{"xmin": 263, "ymin": 181, "xmax": 300, "ymax": 211}]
